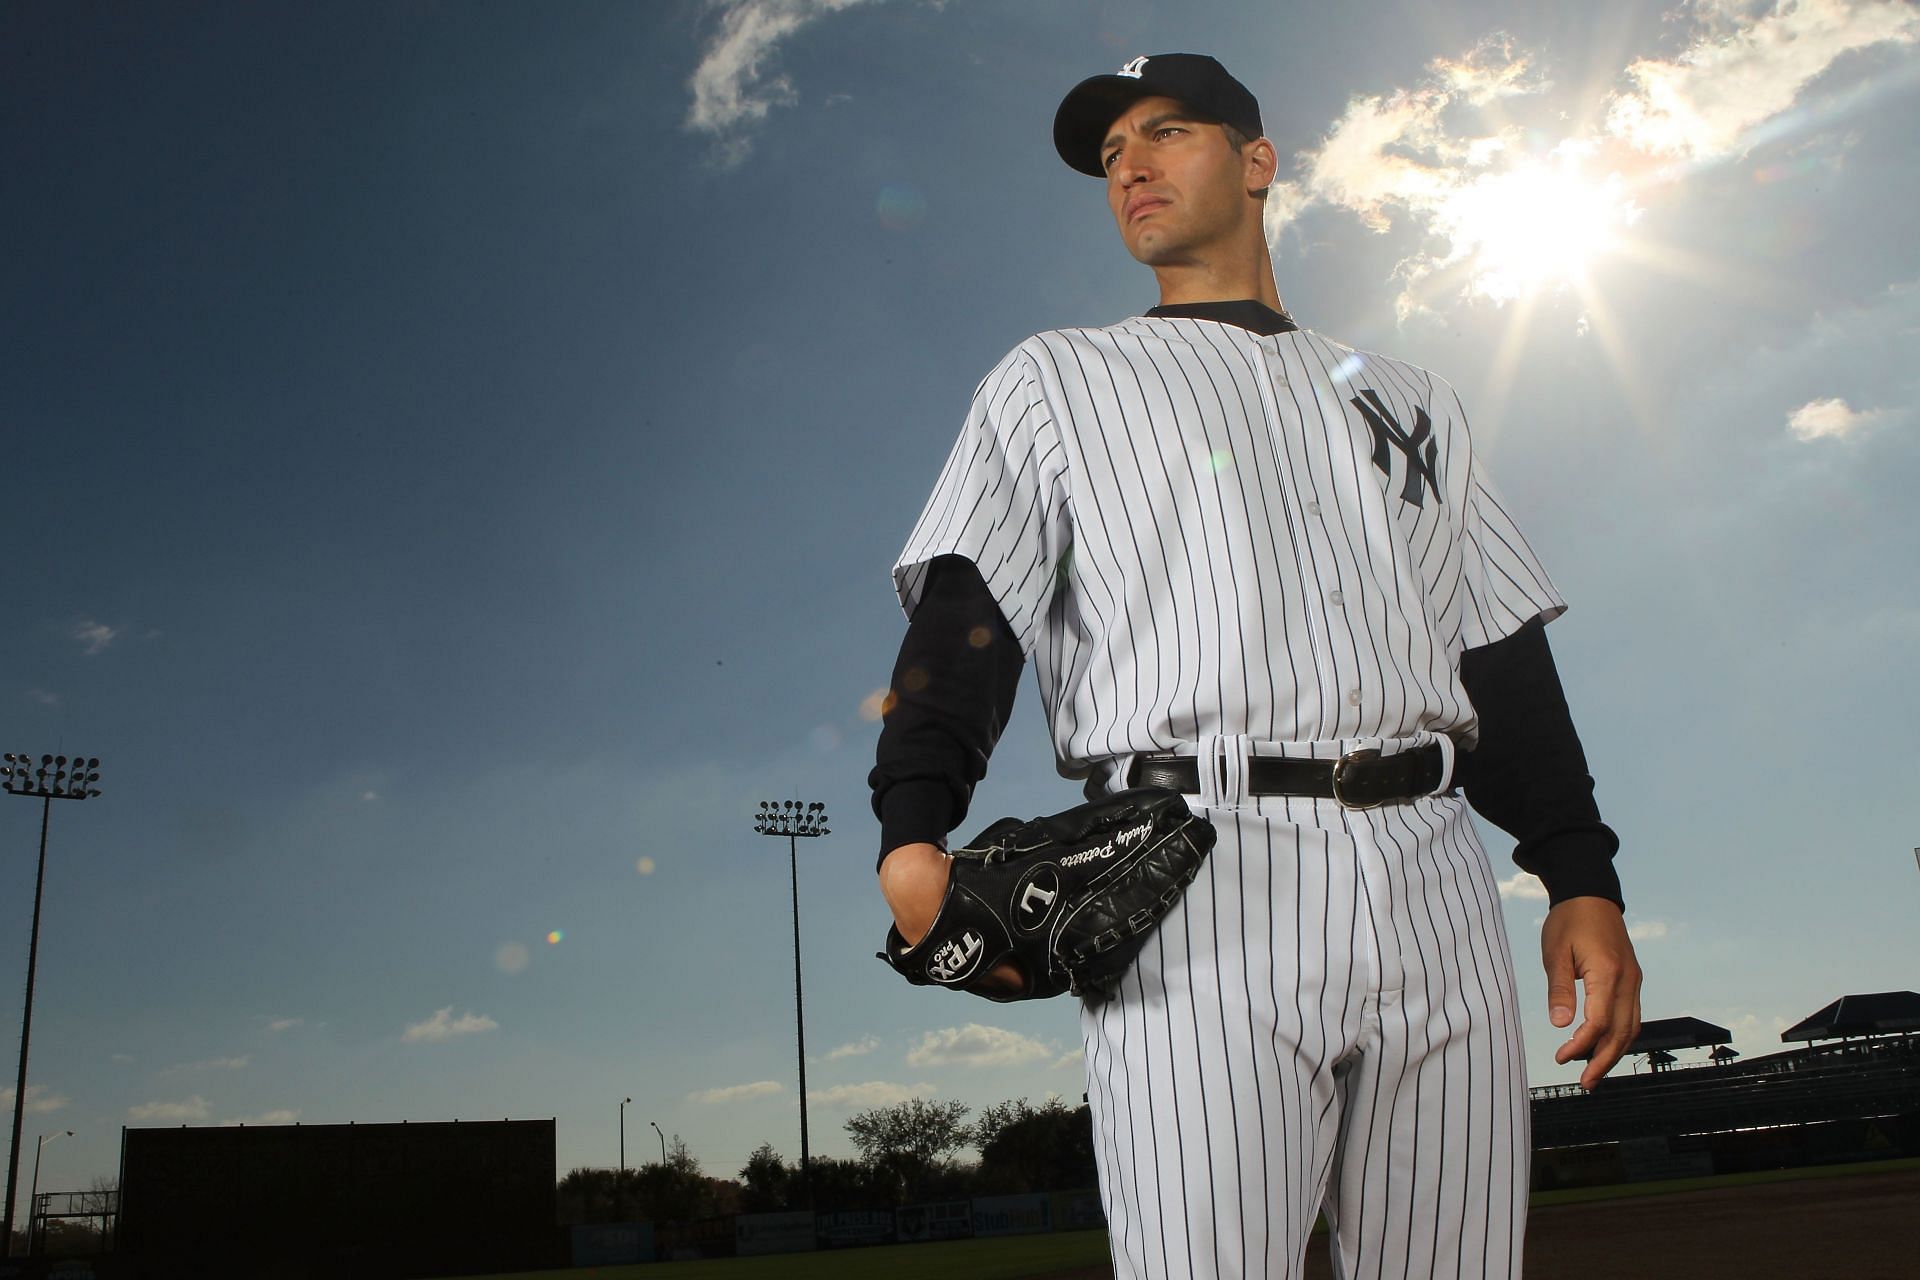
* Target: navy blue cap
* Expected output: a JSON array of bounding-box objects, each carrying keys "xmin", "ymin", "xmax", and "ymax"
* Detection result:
[{"xmin": 1053, "ymin": 53, "xmax": 1264, "ymax": 177}]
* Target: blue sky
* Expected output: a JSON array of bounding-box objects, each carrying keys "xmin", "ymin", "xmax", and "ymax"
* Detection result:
[{"xmin": 3, "ymin": 0, "xmax": 1917, "ymax": 1200}]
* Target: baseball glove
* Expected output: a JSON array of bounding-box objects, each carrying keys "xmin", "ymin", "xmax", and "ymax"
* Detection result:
[{"xmin": 878, "ymin": 787, "xmax": 1215, "ymax": 1003}]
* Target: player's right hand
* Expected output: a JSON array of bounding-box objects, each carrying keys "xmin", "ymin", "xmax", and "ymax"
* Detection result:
[
  {"xmin": 879, "ymin": 842, "xmax": 1024, "ymax": 994},
  {"xmin": 878, "ymin": 842, "xmax": 952, "ymax": 944}
]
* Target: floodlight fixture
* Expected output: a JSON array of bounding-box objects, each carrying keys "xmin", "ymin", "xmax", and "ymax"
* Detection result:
[
  {"xmin": 751, "ymin": 798, "xmax": 831, "ymax": 1208},
  {"xmin": 3, "ymin": 753, "xmax": 104, "ymax": 1257}
]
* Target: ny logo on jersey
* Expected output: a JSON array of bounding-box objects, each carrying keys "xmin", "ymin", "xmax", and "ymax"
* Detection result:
[
  {"xmin": 1350, "ymin": 390, "xmax": 1440, "ymax": 508},
  {"xmin": 1118, "ymin": 56, "xmax": 1149, "ymax": 78}
]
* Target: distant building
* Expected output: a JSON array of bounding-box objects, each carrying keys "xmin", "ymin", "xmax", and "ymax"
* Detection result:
[{"xmin": 115, "ymin": 1118, "xmax": 556, "ymax": 1279}]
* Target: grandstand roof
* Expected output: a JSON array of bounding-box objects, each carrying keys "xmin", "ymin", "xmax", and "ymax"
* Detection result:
[
  {"xmin": 1625, "ymin": 1017, "xmax": 1732, "ymax": 1053},
  {"xmin": 1781, "ymin": 991, "xmax": 1920, "ymax": 1042}
]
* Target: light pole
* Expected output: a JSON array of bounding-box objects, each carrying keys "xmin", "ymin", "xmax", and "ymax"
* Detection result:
[
  {"xmin": 2, "ymin": 753, "xmax": 102, "ymax": 1259},
  {"xmin": 619, "ymin": 1098, "xmax": 631, "ymax": 1174},
  {"xmin": 752, "ymin": 799, "xmax": 828, "ymax": 1207},
  {"xmin": 649, "ymin": 1120, "xmax": 665, "ymax": 1166},
  {"xmin": 27, "ymin": 1130, "xmax": 71, "ymax": 1255}
]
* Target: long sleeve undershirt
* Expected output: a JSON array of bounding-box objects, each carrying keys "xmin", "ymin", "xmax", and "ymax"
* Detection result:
[{"xmin": 868, "ymin": 555, "xmax": 1623, "ymax": 910}]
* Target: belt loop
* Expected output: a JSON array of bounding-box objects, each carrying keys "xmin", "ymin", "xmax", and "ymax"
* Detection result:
[
  {"xmin": 1195, "ymin": 735, "xmax": 1226, "ymax": 809},
  {"xmin": 1431, "ymin": 732, "xmax": 1456, "ymax": 794},
  {"xmin": 1223, "ymin": 735, "xmax": 1251, "ymax": 806}
]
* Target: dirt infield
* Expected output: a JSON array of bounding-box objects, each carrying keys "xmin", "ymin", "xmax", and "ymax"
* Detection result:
[
  {"xmin": 1037, "ymin": 1165, "xmax": 1920, "ymax": 1279},
  {"xmin": 1516, "ymin": 1166, "xmax": 1920, "ymax": 1280}
]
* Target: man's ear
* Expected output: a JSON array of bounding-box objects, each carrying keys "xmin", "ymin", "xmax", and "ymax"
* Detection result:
[{"xmin": 1244, "ymin": 136, "xmax": 1278, "ymax": 195}]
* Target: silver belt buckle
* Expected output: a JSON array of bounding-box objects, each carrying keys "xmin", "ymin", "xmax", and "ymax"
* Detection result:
[{"xmin": 1331, "ymin": 747, "xmax": 1385, "ymax": 809}]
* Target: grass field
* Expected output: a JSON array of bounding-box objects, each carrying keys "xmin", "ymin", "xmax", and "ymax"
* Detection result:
[
  {"xmin": 459, "ymin": 1157, "xmax": 1920, "ymax": 1280},
  {"xmin": 469, "ymin": 1230, "xmax": 1112, "ymax": 1280}
]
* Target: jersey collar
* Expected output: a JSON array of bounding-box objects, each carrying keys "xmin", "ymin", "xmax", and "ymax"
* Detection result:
[{"xmin": 1145, "ymin": 299, "xmax": 1298, "ymax": 336}]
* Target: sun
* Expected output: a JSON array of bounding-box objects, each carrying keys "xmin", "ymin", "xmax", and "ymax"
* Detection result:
[{"xmin": 1438, "ymin": 146, "xmax": 1642, "ymax": 302}]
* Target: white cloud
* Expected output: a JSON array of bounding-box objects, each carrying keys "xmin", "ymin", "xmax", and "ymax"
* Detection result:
[
  {"xmin": 1051, "ymin": 1050, "xmax": 1082, "ymax": 1071},
  {"xmin": 826, "ymin": 1035, "xmax": 881, "ymax": 1061},
  {"xmin": 1497, "ymin": 871, "xmax": 1549, "ymax": 901},
  {"xmin": 265, "ymin": 1017, "xmax": 303, "ymax": 1033},
  {"xmin": 129, "ymin": 1096, "xmax": 212, "ymax": 1123},
  {"xmin": 906, "ymin": 1023, "xmax": 1053, "ymax": 1069},
  {"xmin": 0, "ymin": 1085, "xmax": 69, "ymax": 1115},
  {"xmin": 1605, "ymin": 0, "xmax": 1920, "ymax": 161},
  {"xmin": 1627, "ymin": 919, "xmax": 1670, "ymax": 941},
  {"xmin": 168, "ymin": 1055, "xmax": 250, "ymax": 1073},
  {"xmin": 401, "ymin": 1007, "xmax": 499, "ymax": 1043},
  {"xmin": 688, "ymin": 1079, "xmax": 784, "ymax": 1105},
  {"xmin": 72, "ymin": 620, "xmax": 118, "ymax": 655},
  {"xmin": 1787, "ymin": 395, "xmax": 1882, "ymax": 440},
  {"xmin": 810, "ymin": 1080, "xmax": 937, "ymax": 1109},
  {"xmin": 225, "ymin": 1109, "xmax": 301, "ymax": 1126},
  {"xmin": 1274, "ymin": 4, "xmax": 1917, "ymax": 319},
  {"xmin": 686, "ymin": 0, "xmax": 880, "ymax": 165},
  {"xmin": 1721, "ymin": 1010, "xmax": 1793, "ymax": 1049}
]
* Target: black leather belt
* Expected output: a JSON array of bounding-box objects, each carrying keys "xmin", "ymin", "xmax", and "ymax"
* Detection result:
[{"xmin": 1127, "ymin": 743, "xmax": 1447, "ymax": 810}]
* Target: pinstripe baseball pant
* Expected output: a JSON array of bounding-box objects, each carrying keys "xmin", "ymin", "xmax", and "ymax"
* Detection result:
[{"xmin": 1083, "ymin": 734, "xmax": 1530, "ymax": 1279}]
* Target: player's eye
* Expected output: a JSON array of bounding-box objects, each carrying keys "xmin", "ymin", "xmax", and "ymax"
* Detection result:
[
  {"xmin": 1154, "ymin": 126, "xmax": 1185, "ymax": 140},
  {"xmin": 1103, "ymin": 150, "xmax": 1120, "ymax": 171}
]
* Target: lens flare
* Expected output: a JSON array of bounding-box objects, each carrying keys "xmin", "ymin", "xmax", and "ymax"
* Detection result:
[
  {"xmin": 877, "ymin": 184, "xmax": 927, "ymax": 231},
  {"xmin": 495, "ymin": 942, "xmax": 530, "ymax": 974},
  {"xmin": 546, "ymin": 930, "xmax": 565, "ymax": 945},
  {"xmin": 635, "ymin": 856, "xmax": 657, "ymax": 876}
]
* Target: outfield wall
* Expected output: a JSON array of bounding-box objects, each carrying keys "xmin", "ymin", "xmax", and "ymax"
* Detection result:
[{"xmin": 621, "ymin": 1190, "xmax": 1101, "ymax": 1264}]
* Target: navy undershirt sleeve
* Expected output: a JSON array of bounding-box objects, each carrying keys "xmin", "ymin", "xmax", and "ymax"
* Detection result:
[
  {"xmin": 1455, "ymin": 617, "xmax": 1625, "ymax": 910},
  {"xmin": 868, "ymin": 556, "xmax": 1023, "ymax": 868}
]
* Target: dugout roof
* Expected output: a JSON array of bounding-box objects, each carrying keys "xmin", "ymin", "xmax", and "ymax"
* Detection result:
[
  {"xmin": 1623, "ymin": 1017, "xmax": 1732, "ymax": 1054},
  {"xmin": 1781, "ymin": 991, "xmax": 1920, "ymax": 1042}
]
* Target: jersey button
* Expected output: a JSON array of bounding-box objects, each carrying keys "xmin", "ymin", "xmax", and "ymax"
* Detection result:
[
  {"xmin": 1328, "ymin": 590, "xmax": 1344, "ymax": 606},
  {"xmin": 1305, "ymin": 501, "xmax": 1322, "ymax": 516},
  {"xmin": 1346, "ymin": 688, "xmax": 1363, "ymax": 706}
]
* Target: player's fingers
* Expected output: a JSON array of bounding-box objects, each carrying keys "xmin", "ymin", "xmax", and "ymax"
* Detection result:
[
  {"xmin": 1554, "ymin": 972, "xmax": 1615, "ymax": 1067},
  {"xmin": 1581, "ymin": 962, "xmax": 1645, "ymax": 1088},
  {"xmin": 1542, "ymin": 944, "xmax": 1577, "ymax": 1028}
]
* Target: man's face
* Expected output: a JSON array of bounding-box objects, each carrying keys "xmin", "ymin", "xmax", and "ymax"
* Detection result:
[{"xmin": 1101, "ymin": 95, "xmax": 1262, "ymax": 268}]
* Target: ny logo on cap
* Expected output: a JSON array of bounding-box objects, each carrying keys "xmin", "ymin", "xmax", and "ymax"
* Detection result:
[{"xmin": 1118, "ymin": 56, "xmax": 1148, "ymax": 78}]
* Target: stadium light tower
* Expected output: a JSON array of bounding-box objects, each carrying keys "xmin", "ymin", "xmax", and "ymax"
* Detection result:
[
  {"xmin": 752, "ymin": 799, "xmax": 828, "ymax": 1206},
  {"xmin": 2, "ymin": 753, "xmax": 102, "ymax": 1259}
]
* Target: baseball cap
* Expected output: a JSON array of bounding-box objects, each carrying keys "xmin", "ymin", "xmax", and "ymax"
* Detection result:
[{"xmin": 1053, "ymin": 53, "xmax": 1264, "ymax": 178}]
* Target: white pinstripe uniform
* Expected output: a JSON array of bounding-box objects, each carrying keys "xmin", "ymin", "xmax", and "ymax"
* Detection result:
[{"xmin": 893, "ymin": 314, "xmax": 1565, "ymax": 1278}]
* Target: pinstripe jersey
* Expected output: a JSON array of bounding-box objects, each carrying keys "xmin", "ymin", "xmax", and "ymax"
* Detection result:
[{"xmin": 893, "ymin": 314, "xmax": 1567, "ymax": 776}]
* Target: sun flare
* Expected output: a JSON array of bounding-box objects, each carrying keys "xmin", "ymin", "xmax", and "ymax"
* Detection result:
[{"xmin": 1437, "ymin": 148, "xmax": 1642, "ymax": 302}]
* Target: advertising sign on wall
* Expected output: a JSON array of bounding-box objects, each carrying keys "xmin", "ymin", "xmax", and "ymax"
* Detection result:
[
  {"xmin": 895, "ymin": 1199, "xmax": 974, "ymax": 1242},
  {"xmin": 972, "ymin": 1192, "xmax": 1052, "ymax": 1237},
  {"xmin": 736, "ymin": 1211, "xmax": 817, "ymax": 1256},
  {"xmin": 816, "ymin": 1208, "xmax": 896, "ymax": 1249}
]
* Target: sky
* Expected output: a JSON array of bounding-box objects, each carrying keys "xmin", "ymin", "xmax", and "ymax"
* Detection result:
[{"xmin": 3, "ymin": 0, "xmax": 1917, "ymax": 1204}]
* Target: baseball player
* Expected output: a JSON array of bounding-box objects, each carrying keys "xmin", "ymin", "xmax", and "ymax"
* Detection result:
[{"xmin": 871, "ymin": 53, "xmax": 1642, "ymax": 1278}]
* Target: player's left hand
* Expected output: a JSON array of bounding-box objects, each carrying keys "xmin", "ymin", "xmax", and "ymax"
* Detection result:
[{"xmin": 1541, "ymin": 896, "xmax": 1642, "ymax": 1090}]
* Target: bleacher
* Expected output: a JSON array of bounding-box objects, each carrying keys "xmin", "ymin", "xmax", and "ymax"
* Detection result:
[{"xmin": 1532, "ymin": 1035, "xmax": 1920, "ymax": 1146}]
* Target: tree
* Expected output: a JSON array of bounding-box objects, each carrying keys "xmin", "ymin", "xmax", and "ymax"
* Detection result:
[
  {"xmin": 844, "ymin": 1098, "xmax": 973, "ymax": 1204},
  {"xmin": 557, "ymin": 1135, "xmax": 741, "ymax": 1225},
  {"xmin": 737, "ymin": 1141, "xmax": 792, "ymax": 1213},
  {"xmin": 975, "ymin": 1096, "xmax": 1098, "ymax": 1194}
]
